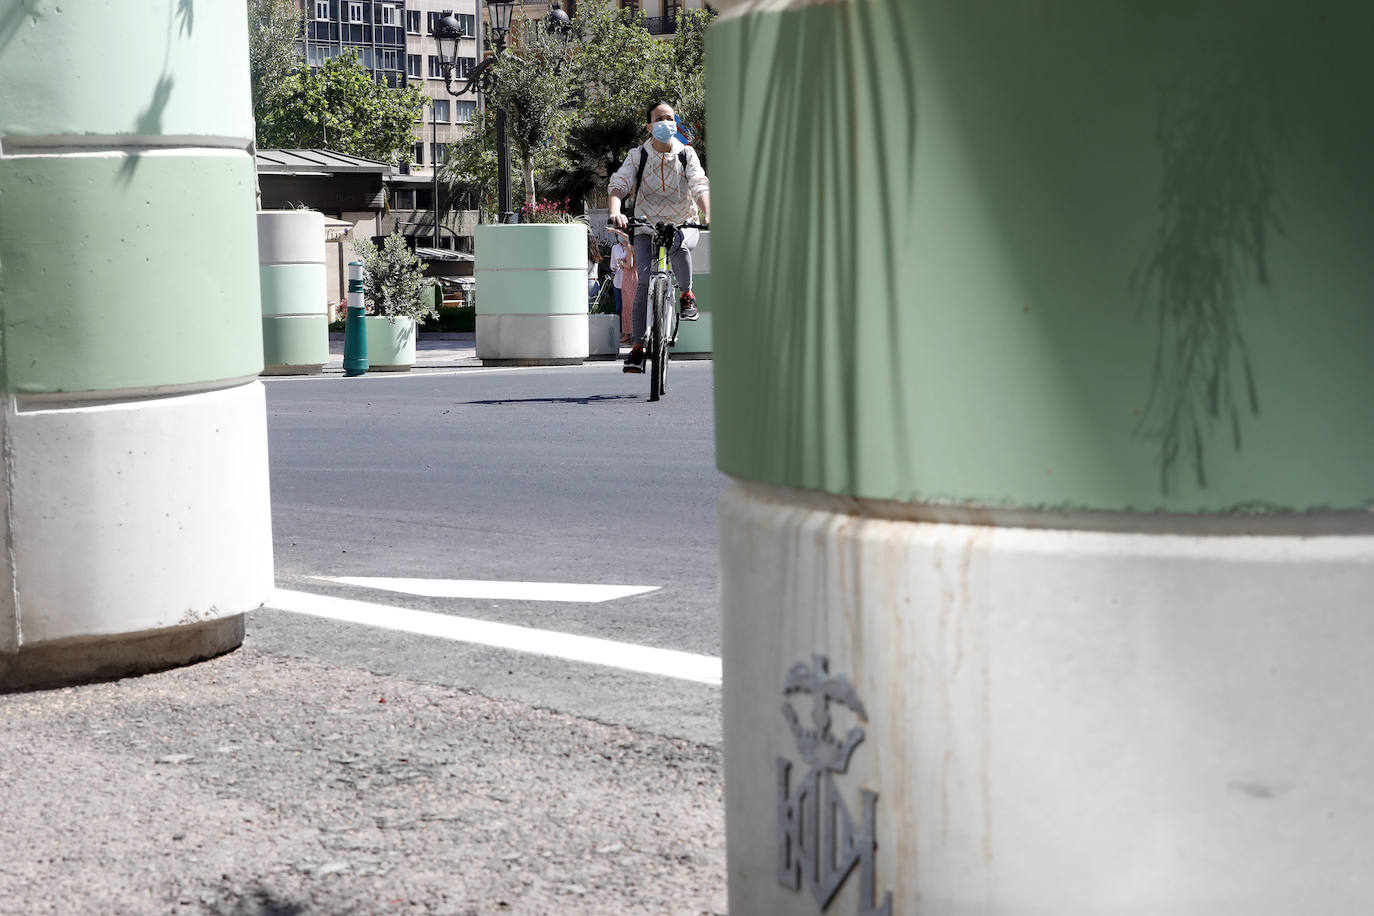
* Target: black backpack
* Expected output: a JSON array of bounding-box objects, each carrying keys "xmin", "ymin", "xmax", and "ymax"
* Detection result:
[{"xmin": 625, "ymin": 146, "xmax": 691, "ymax": 219}]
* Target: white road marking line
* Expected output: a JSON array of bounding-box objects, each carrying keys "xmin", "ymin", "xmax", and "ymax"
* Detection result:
[
  {"xmin": 259, "ymin": 367, "xmax": 524, "ymax": 382},
  {"xmin": 316, "ymin": 576, "xmax": 660, "ymax": 603},
  {"xmin": 268, "ymin": 589, "xmax": 722, "ymax": 686},
  {"xmin": 259, "ymin": 363, "xmax": 635, "ymax": 383}
]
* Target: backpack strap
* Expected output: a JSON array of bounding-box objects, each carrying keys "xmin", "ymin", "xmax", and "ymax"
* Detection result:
[{"xmin": 627, "ymin": 147, "xmax": 650, "ymax": 217}]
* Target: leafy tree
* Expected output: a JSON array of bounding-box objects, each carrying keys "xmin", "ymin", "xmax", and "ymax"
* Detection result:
[
  {"xmin": 437, "ymin": 2, "xmax": 715, "ymax": 215},
  {"xmin": 438, "ymin": 107, "xmax": 507, "ymax": 222},
  {"xmin": 541, "ymin": 117, "xmax": 639, "ymax": 213},
  {"xmin": 565, "ymin": 1, "xmax": 672, "ymax": 133},
  {"xmin": 246, "ymin": 0, "xmax": 302, "ymax": 120},
  {"xmin": 481, "ymin": 13, "xmax": 577, "ymax": 211},
  {"xmin": 664, "ymin": 8, "xmax": 715, "ymax": 167},
  {"xmin": 439, "ymin": 106, "xmax": 562, "ymax": 222},
  {"xmin": 559, "ymin": 2, "xmax": 715, "ymax": 186},
  {"xmin": 256, "ymin": 51, "xmax": 426, "ymax": 164}
]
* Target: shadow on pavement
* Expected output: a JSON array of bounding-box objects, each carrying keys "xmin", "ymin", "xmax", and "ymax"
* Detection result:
[{"xmin": 463, "ymin": 394, "xmax": 641, "ymax": 406}]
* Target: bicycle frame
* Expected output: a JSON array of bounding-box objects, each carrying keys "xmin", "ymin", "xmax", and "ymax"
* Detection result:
[{"xmin": 616, "ymin": 217, "xmax": 705, "ymax": 401}]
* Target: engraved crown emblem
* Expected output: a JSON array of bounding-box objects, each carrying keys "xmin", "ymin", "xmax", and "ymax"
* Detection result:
[{"xmin": 781, "ymin": 654, "xmax": 867, "ymax": 773}]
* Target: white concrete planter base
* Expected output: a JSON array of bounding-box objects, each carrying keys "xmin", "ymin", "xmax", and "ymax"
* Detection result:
[
  {"xmin": 476, "ymin": 314, "xmax": 588, "ymax": 365},
  {"xmin": 0, "ymin": 616, "xmax": 246, "ymax": 691},
  {"xmin": 588, "ymin": 313, "xmax": 621, "ymax": 360},
  {"xmin": 719, "ymin": 481, "xmax": 1374, "ymax": 916},
  {"xmin": 1, "ymin": 382, "xmax": 273, "ymax": 687}
]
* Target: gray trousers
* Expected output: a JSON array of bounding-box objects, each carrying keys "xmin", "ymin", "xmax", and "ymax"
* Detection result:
[{"xmin": 631, "ymin": 228, "xmax": 698, "ymax": 342}]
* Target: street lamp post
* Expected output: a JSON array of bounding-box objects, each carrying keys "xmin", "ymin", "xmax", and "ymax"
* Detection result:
[
  {"xmin": 433, "ymin": 2, "xmax": 571, "ymax": 224},
  {"xmin": 433, "ymin": 2, "xmax": 515, "ymax": 223},
  {"xmin": 431, "ymin": 100, "xmax": 441, "ymax": 248}
]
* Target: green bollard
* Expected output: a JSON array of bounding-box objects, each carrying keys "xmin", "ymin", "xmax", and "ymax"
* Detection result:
[{"xmin": 343, "ymin": 260, "xmax": 369, "ymax": 377}]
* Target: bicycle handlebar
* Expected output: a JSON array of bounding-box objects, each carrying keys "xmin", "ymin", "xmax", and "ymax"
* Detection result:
[{"xmin": 609, "ymin": 217, "xmax": 709, "ymax": 232}]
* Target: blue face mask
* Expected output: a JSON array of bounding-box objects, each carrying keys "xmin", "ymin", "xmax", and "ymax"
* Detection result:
[{"xmin": 651, "ymin": 119, "xmax": 676, "ymax": 143}]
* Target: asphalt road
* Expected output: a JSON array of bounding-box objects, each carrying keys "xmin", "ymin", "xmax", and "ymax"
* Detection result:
[{"xmin": 256, "ymin": 360, "xmax": 727, "ymax": 745}]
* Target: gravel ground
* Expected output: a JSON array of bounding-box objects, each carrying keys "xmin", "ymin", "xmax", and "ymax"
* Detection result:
[{"xmin": 0, "ymin": 647, "xmax": 727, "ymax": 916}]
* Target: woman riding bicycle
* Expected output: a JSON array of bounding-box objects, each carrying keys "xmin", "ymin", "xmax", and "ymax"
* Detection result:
[{"xmin": 607, "ymin": 102, "xmax": 711, "ymax": 374}]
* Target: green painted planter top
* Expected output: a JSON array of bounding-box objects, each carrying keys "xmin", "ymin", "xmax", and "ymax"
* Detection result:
[
  {"xmin": 0, "ymin": 152, "xmax": 262, "ymax": 394},
  {"xmin": 709, "ymin": 0, "xmax": 1374, "ymax": 515},
  {"xmin": 475, "ymin": 223, "xmax": 587, "ymax": 270},
  {"xmin": 475, "ymin": 224, "xmax": 589, "ymax": 316},
  {"xmin": 0, "ymin": 0, "xmax": 253, "ymax": 140}
]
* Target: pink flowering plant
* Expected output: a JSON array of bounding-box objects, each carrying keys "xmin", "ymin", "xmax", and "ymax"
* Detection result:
[{"xmin": 522, "ymin": 198, "xmax": 584, "ymax": 225}]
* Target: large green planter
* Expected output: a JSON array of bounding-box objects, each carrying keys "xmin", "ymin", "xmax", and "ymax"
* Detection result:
[
  {"xmin": 710, "ymin": 3, "xmax": 1374, "ymax": 915},
  {"xmin": 258, "ymin": 210, "xmax": 329, "ymax": 375},
  {"xmin": 0, "ymin": 0, "xmax": 270, "ymax": 688},
  {"xmin": 475, "ymin": 223, "xmax": 588, "ymax": 365},
  {"xmin": 364, "ymin": 316, "xmax": 416, "ymax": 371}
]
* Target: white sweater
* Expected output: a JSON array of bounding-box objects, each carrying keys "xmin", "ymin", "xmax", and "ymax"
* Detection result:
[{"xmin": 608, "ymin": 138, "xmax": 709, "ymax": 227}]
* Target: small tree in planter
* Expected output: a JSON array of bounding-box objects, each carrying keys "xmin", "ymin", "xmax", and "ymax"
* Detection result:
[
  {"xmin": 351, "ymin": 231, "xmax": 438, "ymax": 370},
  {"xmin": 352, "ymin": 231, "xmax": 438, "ymax": 324}
]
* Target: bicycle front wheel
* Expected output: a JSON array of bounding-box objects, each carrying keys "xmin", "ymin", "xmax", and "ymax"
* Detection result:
[
  {"xmin": 653, "ymin": 283, "xmax": 672, "ymax": 398},
  {"xmin": 647, "ymin": 277, "xmax": 667, "ymax": 401}
]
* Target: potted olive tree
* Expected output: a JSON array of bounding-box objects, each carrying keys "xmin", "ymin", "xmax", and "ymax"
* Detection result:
[{"xmin": 352, "ymin": 231, "xmax": 439, "ymax": 371}]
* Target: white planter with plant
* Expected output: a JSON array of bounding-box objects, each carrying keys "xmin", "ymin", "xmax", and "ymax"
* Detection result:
[{"xmin": 352, "ymin": 231, "xmax": 438, "ymax": 372}]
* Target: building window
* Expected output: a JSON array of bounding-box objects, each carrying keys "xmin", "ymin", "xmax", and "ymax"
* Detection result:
[
  {"xmin": 456, "ymin": 100, "xmax": 476, "ymax": 124},
  {"xmin": 379, "ymin": 48, "xmax": 398, "ymax": 70},
  {"xmin": 406, "ymin": 9, "xmax": 421, "ymax": 33},
  {"xmin": 426, "ymin": 11, "xmax": 438, "ymax": 34},
  {"xmin": 314, "ymin": 0, "xmax": 330, "ymax": 20},
  {"xmin": 392, "ymin": 188, "xmax": 416, "ymax": 210},
  {"xmin": 381, "ymin": 4, "xmax": 397, "ymax": 26},
  {"xmin": 432, "ymin": 99, "xmax": 450, "ymax": 123},
  {"xmin": 428, "ymin": 55, "xmax": 442, "ymax": 79},
  {"xmin": 413, "ymin": 142, "xmax": 425, "ymax": 166},
  {"xmin": 456, "ymin": 13, "xmax": 476, "ymax": 37},
  {"xmin": 347, "ymin": 2, "xmax": 363, "ymax": 23},
  {"xmin": 356, "ymin": 46, "xmax": 373, "ymax": 68},
  {"xmin": 406, "ymin": 54, "xmax": 421, "ymax": 78},
  {"xmin": 431, "ymin": 143, "xmax": 449, "ymax": 166},
  {"xmin": 455, "ymin": 57, "xmax": 474, "ymax": 78}
]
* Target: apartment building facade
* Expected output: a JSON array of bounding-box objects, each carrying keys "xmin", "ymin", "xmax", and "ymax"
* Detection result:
[
  {"xmin": 297, "ymin": 0, "xmax": 481, "ymax": 172},
  {"xmin": 515, "ymin": 0, "xmax": 710, "ymax": 35}
]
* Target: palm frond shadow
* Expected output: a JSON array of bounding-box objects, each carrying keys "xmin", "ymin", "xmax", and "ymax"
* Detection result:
[
  {"xmin": 0, "ymin": 0, "xmax": 40, "ymax": 52},
  {"xmin": 1134, "ymin": 46, "xmax": 1280, "ymax": 493},
  {"xmin": 735, "ymin": 1, "xmax": 918, "ymax": 492}
]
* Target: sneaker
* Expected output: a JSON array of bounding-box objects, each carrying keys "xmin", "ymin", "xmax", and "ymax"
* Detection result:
[
  {"xmin": 679, "ymin": 291, "xmax": 699, "ymax": 321},
  {"xmin": 622, "ymin": 345, "xmax": 645, "ymax": 373}
]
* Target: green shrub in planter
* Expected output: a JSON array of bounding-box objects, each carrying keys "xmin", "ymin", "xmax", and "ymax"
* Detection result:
[{"xmin": 351, "ymin": 231, "xmax": 439, "ymax": 325}]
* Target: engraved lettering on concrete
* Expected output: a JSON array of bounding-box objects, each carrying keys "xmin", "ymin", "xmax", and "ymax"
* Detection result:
[{"xmin": 777, "ymin": 655, "xmax": 892, "ymax": 915}]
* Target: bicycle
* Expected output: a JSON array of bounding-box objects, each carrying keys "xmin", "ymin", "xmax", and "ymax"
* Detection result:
[{"xmin": 615, "ymin": 216, "xmax": 707, "ymax": 401}]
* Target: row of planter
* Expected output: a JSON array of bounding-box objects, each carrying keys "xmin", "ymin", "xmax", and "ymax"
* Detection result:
[{"xmin": 257, "ymin": 216, "xmax": 713, "ymax": 374}]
